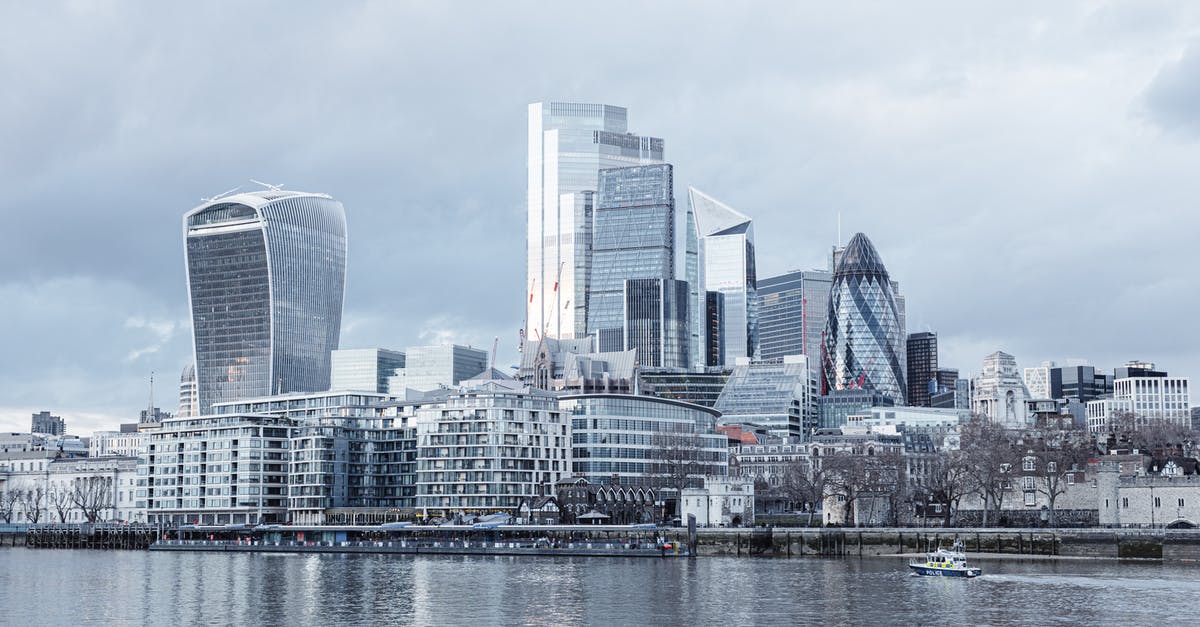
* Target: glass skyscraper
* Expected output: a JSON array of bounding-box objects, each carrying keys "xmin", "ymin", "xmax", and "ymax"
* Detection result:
[
  {"xmin": 689, "ymin": 187, "xmax": 757, "ymax": 367},
  {"xmin": 331, "ymin": 348, "xmax": 407, "ymax": 393},
  {"xmin": 821, "ymin": 232, "xmax": 906, "ymax": 405},
  {"xmin": 624, "ymin": 278, "xmax": 690, "ymax": 370},
  {"xmin": 589, "ymin": 164, "xmax": 676, "ymax": 351},
  {"xmin": 183, "ymin": 189, "xmax": 347, "ymax": 414},
  {"xmin": 526, "ymin": 102, "xmax": 664, "ymax": 342},
  {"xmin": 757, "ymin": 270, "xmax": 832, "ymax": 365}
]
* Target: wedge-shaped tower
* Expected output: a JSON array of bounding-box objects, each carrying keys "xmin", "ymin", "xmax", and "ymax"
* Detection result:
[{"xmin": 689, "ymin": 187, "xmax": 757, "ymax": 366}]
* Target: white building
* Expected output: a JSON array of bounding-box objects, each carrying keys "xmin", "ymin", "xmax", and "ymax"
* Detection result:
[
  {"xmin": 681, "ymin": 476, "xmax": 755, "ymax": 527},
  {"xmin": 177, "ymin": 363, "xmax": 197, "ymax": 418},
  {"xmin": 330, "ymin": 348, "xmax": 406, "ymax": 393},
  {"xmin": 0, "ymin": 453, "xmax": 141, "ymax": 523},
  {"xmin": 846, "ymin": 406, "xmax": 969, "ymax": 432},
  {"xmin": 90, "ymin": 431, "xmax": 147, "ymax": 459},
  {"xmin": 1023, "ymin": 361, "xmax": 1055, "ymax": 400},
  {"xmin": 972, "ymin": 351, "xmax": 1031, "ymax": 427},
  {"xmin": 1087, "ymin": 375, "xmax": 1191, "ymax": 434},
  {"xmin": 414, "ymin": 376, "xmax": 570, "ymax": 517}
]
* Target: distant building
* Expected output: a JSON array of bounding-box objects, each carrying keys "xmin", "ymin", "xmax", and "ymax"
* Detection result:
[
  {"xmin": 821, "ymin": 233, "xmax": 906, "ymax": 405},
  {"xmin": 704, "ymin": 291, "xmax": 725, "ymax": 367},
  {"xmin": 518, "ymin": 337, "xmax": 638, "ymax": 394},
  {"xmin": 906, "ymin": 332, "xmax": 938, "ymax": 407},
  {"xmin": 89, "ymin": 431, "xmax": 146, "ymax": 458},
  {"xmin": 1086, "ymin": 369, "xmax": 1190, "ymax": 434},
  {"xmin": 331, "ymin": 348, "xmax": 406, "ymax": 393},
  {"xmin": 31, "ymin": 411, "xmax": 65, "ymax": 436},
  {"xmin": 0, "ymin": 454, "xmax": 141, "ymax": 523},
  {"xmin": 681, "ymin": 476, "xmax": 755, "ymax": 527},
  {"xmin": 388, "ymin": 344, "xmax": 488, "ymax": 398},
  {"xmin": 183, "ymin": 189, "xmax": 347, "ymax": 414},
  {"xmin": 929, "ymin": 368, "xmax": 961, "ymax": 409},
  {"xmin": 689, "ymin": 187, "xmax": 757, "ymax": 366},
  {"xmin": 624, "ymin": 278, "xmax": 690, "ymax": 370},
  {"xmin": 714, "ymin": 356, "xmax": 817, "ymax": 439},
  {"xmin": 756, "ymin": 269, "xmax": 832, "ymax": 367},
  {"xmin": 177, "ymin": 364, "xmax": 198, "ymax": 418},
  {"xmin": 589, "ymin": 164, "xmax": 677, "ymax": 353},
  {"xmin": 817, "ymin": 389, "xmax": 894, "ymax": 430},
  {"xmin": 640, "ymin": 368, "xmax": 732, "ymax": 408},
  {"xmin": 1023, "ymin": 361, "xmax": 1055, "ymax": 400},
  {"xmin": 1049, "ymin": 365, "xmax": 1113, "ymax": 403},
  {"xmin": 972, "ymin": 351, "xmax": 1031, "ymax": 428}
]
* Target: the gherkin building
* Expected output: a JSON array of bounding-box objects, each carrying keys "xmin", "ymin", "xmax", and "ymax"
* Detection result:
[{"xmin": 821, "ymin": 233, "xmax": 906, "ymax": 404}]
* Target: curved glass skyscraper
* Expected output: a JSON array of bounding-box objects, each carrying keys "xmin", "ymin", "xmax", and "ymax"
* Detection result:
[
  {"xmin": 184, "ymin": 189, "xmax": 347, "ymax": 414},
  {"xmin": 821, "ymin": 233, "xmax": 906, "ymax": 404}
]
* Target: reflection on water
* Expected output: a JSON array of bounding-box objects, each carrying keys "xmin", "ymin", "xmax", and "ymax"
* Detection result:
[{"xmin": 0, "ymin": 548, "xmax": 1192, "ymax": 626}]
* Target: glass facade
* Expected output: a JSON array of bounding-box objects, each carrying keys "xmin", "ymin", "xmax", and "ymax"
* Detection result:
[
  {"xmin": 688, "ymin": 187, "xmax": 757, "ymax": 367},
  {"xmin": 184, "ymin": 191, "xmax": 347, "ymax": 415},
  {"xmin": 331, "ymin": 348, "xmax": 407, "ymax": 393},
  {"xmin": 624, "ymin": 278, "xmax": 690, "ymax": 370},
  {"xmin": 821, "ymin": 233, "xmax": 906, "ymax": 405},
  {"xmin": 714, "ymin": 356, "xmax": 816, "ymax": 438},
  {"xmin": 527, "ymin": 102, "xmax": 664, "ymax": 341},
  {"xmin": 906, "ymin": 331, "xmax": 938, "ymax": 407},
  {"xmin": 563, "ymin": 394, "xmax": 726, "ymax": 487},
  {"xmin": 589, "ymin": 164, "xmax": 675, "ymax": 351},
  {"xmin": 757, "ymin": 270, "xmax": 831, "ymax": 366},
  {"xmin": 388, "ymin": 345, "xmax": 488, "ymax": 396}
]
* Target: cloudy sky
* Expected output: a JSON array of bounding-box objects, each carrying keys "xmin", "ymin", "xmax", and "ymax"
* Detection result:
[{"xmin": 2, "ymin": 1, "xmax": 1199, "ymax": 434}]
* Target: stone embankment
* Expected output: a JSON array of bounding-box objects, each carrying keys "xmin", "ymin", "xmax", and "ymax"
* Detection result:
[{"xmin": 690, "ymin": 527, "xmax": 1200, "ymax": 562}]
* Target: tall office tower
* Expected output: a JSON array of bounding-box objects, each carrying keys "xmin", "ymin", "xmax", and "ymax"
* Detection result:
[
  {"xmin": 757, "ymin": 270, "xmax": 832, "ymax": 365},
  {"xmin": 906, "ymin": 332, "xmax": 938, "ymax": 407},
  {"xmin": 177, "ymin": 364, "xmax": 198, "ymax": 418},
  {"xmin": 821, "ymin": 233, "xmax": 907, "ymax": 405},
  {"xmin": 526, "ymin": 102, "xmax": 664, "ymax": 342},
  {"xmin": 589, "ymin": 164, "xmax": 675, "ymax": 351},
  {"xmin": 184, "ymin": 189, "xmax": 347, "ymax": 414},
  {"xmin": 705, "ymin": 291, "xmax": 725, "ymax": 367},
  {"xmin": 688, "ymin": 187, "xmax": 757, "ymax": 367},
  {"xmin": 331, "ymin": 348, "xmax": 407, "ymax": 393},
  {"xmin": 930, "ymin": 367, "xmax": 961, "ymax": 408},
  {"xmin": 624, "ymin": 278, "xmax": 689, "ymax": 369},
  {"xmin": 31, "ymin": 411, "xmax": 65, "ymax": 435}
]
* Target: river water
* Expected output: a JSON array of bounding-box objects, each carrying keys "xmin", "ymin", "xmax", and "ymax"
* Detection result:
[{"xmin": 0, "ymin": 547, "xmax": 1191, "ymax": 625}]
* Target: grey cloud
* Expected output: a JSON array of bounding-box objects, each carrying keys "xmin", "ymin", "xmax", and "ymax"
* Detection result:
[{"xmin": 1144, "ymin": 43, "xmax": 1200, "ymax": 133}]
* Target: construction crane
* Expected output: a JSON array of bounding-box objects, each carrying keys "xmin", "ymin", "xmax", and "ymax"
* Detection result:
[{"xmin": 490, "ymin": 336, "xmax": 499, "ymax": 371}]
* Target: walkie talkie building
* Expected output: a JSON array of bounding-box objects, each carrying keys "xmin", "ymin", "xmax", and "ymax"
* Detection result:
[
  {"xmin": 183, "ymin": 189, "xmax": 347, "ymax": 414},
  {"xmin": 821, "ymin": 232, "xmax": 906, "ymax": 405}
]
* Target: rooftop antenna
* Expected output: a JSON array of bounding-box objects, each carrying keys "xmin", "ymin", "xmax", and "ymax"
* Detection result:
[
  {"xmin": 201, "ymin": 185, "xmax": 241, "ymax": 203},
  {"xmin": 250, "ymin": 179, "xmax": 284, "ymax": 191},
  {"xmin": 146, "ymin": 371, "xmax": 155, "ymax": 422},
  {"xmin": 837, "ymin": 211, "xmax": 842, "ymax": 247},
  {"xmin": 490, "ymin": 336, "xmax": 499, "ymax": 370}
]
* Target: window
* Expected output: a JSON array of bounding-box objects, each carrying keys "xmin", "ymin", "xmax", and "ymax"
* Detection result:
[
  {"xmin": 1024, "ymin": 492, "xmax": 1036, "ymax": 506},
  {"xmin": 1155, "ymin": 497, "xmax": 1161, "ymax": 508},
  {"xmin": 1180, "ymin": 498, "xmax": 1186, "ymax": 508},
  {"xmin": 1022, "ymin": 477, "xmax": 1036, "ymax": 491},
  {"xmin": 1122, "ymin": 497, "xmax": 1129, "ymax": 508},
  {"xmin": 1023, "ymin": 457, "xmax": 1036, "ymax": 472},
  {"xmin": 1047, "ymin": 462, "xmax": 1057, "ymax": 474}
]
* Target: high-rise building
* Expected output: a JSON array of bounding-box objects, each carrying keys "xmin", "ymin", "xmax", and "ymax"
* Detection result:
[
  {"xmin": 331, "ymin": 348, "xmax": 407, "ymax": 393},
  {"xmin": 821, "ymin": 233, "xmax": 906, "ymax": 405},
  {"xmin": 704, "ymin": 291, "xmax": 725, "ymax": 367},
  {"xmin": 930, "ymin": 368, "xmax": 961, "ymax": 409},
  {"xmin": 1087, "ymin": 370, "xmax": 1190, "ymax": 433},
  {"xmin": 1048, "ymin": 365, "xmax": 1112, "ymax": 402},
  {"xmin": 906, "ymin": 332, "xmax": 938, "ymax": 407},
  {"xmin": 1023, "ymin": 361, "xmax": 1054, "ymax": 400},
  {"xmin": 183, "ymin": 189, "xmax": 347, "ymax": 414},
  {"xmin": 689, "ymin": 187, "xmax": 757, "ymax": 367},
  {"xmin": 31, "ymin": 411, "xmax": 65, "ymax": 436},
  {"xmin": 387, "ymin": 344, "xmax": 488, "ymax": 397},
  {"xmin": 589, "ymin": 164, "xmax": 676, "ymax": 352},
  {"xmin": 971, "ymin": 351, "xmax": 1031, "ymax": 427},
  {"xmin": 526, "ymin": 102, "xmax": 664, "ymax": 342},
  {"xmin": 177, "ymin": 364, "xmax": 198, "ymax": 418},
  {"xmin": 624, "ymin": 278, "xmax": 690, "ymax": 369},
  {"xmin": 757, "ymin": 270, "xmax": 832, "ymax": 367}
]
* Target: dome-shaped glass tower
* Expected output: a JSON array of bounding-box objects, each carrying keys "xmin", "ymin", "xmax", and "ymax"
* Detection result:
[{"xmin": 821, "ymin": 233, "xmax": 906, "ymax": 404}]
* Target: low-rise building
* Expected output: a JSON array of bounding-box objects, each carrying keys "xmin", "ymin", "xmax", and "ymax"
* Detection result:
[
  {"xmin": 680, "ymin": 476, "xmax": 754, "ymax": 527},
  {"xmin": 0, "ymin": 453, "xmax": 140, "ymax": 523}
]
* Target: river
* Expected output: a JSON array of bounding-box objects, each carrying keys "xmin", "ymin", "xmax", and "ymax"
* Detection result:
[{"xmin": 0, "ymin": 547, "xmax": 1191, "ymax": 625}]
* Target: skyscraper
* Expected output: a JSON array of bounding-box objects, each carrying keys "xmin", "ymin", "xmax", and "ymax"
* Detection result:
[
  {"xmin": 589, "ymin": 164, "xmax": 675, "ymax": 351},
  {"xmin": 624, "ymin": 278, "xmax": 690, "ymax": 369},
  {"xmin": 821, "ymin": 232, "xmax": 906, "ymax": 405},
  {"xmin": 184, "ymin": 189, "xmax": 347, "ymax": 414},
  {"xmin": 526, "ymin": 102, "xmax": 664, "ymax": 342},
  {"xmin": 689, "ymin": 187, "xmax": 757, "ymax": 367},
  {"xmin": 757, "ymin": 270, "xmax": 832, "ymax": 365},
  {"xmin": 906, "ymin": 331, "xmax": 938, "ymax": 407}
]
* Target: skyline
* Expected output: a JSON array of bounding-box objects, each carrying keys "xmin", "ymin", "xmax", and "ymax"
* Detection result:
[{"xmin": 4, "ymin": 2, "xmax": 1200, "ymax": 433}]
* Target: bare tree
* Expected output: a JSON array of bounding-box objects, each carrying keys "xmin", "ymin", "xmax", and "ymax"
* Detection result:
[
  {"xmin": 1035, "ymin": 431, "xmax": 1095, "ymax": 527},
  {"xmin": 48, "ymin": 487, "xmax": 73, "ymax": 523},
  {"xmin": 925, "ymin": 450, "xmax": 974, "ymax": 527},
  {"xmin": 1116, "ymin": 415, "xmax": 1194, "ymax": 457},
  {"xmin": 0, "ymin": 488, "xmax": 19, "ymax": 524},
  {"xmin": 780, "ymin": 457, "xmax": 825, "ymax": 526},
  {"xmin": 71, "ymin": 476, "xmax": 114, "ymax": 523},
  {"xmin": 822, "ymin": 453, "xmax": 867, "ymax": 526},
  {"xmin": 17, "ymin": 484, "xmax": 45, "ymax": 524},
  {"xmin": 650, "ymin": 432, "xmax": 704, "ymax": 493},
  {"xmin": 962, "ymin": 419, "xmax": 1019, "ymax": 527}
]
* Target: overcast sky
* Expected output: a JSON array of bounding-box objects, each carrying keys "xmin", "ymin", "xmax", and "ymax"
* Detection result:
[{"xmin": 2, "ymin": 2, "xmax": 1199, "ymax": 434}]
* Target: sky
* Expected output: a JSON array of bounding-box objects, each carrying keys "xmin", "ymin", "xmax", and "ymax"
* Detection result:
[{"xmin": 2, "ymin": 1, "xmax": 1199, "ymax": 434}]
